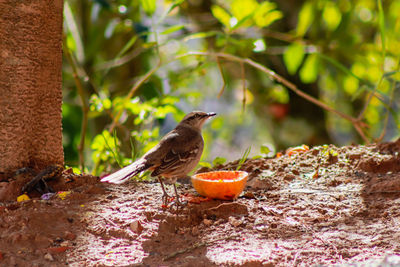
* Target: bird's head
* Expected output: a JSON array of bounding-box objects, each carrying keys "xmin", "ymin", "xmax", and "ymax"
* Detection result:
[{"xmin": 179, "ymin": 111, "xmax": 216, "ymax": 130}]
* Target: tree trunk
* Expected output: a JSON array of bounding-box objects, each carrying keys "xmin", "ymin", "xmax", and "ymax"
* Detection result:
[{"xmin": 0, "ymin": 0, "xmax": 64, "ymax": 175}]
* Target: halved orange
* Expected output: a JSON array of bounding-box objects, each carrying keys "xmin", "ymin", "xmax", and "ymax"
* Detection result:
[{"xmin": 191, "ymin": 171, "xmax": 248, "ymax": 200}]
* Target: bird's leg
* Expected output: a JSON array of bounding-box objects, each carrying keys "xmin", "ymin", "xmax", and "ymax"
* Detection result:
[
  {"xmin": 173, "ymin": 183, "xmax": 181, "ymax": 205},
  {"xmin": 157, "ymin": 177, "xmax": 171, "ymax": 206},
  {"xmin": 172, "ymin": 183, "xmax": 187, "ymax": 207}
]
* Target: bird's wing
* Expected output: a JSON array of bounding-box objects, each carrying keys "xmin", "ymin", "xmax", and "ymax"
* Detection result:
[
  {"xmin": 151, "ymin": 141, "xmax": 202, "ymax": 177},
  {"xmin": 148, "ymin": 128, "xmax": 203, "ymax": 177}
]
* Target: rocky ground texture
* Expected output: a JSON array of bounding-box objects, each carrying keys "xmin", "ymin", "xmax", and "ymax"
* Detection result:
[{"xmin": 1, "ymin": 140, "xmax": 400, "ymax": 266}]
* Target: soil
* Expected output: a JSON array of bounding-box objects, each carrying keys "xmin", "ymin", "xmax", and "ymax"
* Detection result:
[{"xmin": 1, "ymin": 140, "xmax": 400, "ymax": 266}]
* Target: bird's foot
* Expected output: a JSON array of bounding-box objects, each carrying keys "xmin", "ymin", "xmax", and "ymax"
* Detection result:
[
  {"xmin": 169, "ymin": 183, "xmax": 187, "ymax": 208},
  {"xmin": 170, "ymin": 196, "xmax": 187, "ymax": 208},
  {"xmin": 161, "ymin": 192, "xmax": 172, "ymax": 208}
]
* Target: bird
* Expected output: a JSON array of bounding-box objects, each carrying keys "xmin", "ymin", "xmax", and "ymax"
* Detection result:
[{"xmin": 101, "ymin": 111, "xmax": 216, "ymax": 206}]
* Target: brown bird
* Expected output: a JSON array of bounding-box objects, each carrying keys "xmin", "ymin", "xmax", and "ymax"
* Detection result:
[{"xmin": 101, "ymin": 111, "xmax": 216, "ymax": 206}]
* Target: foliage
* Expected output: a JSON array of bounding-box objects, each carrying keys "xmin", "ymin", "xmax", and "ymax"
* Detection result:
[
  {"xmin": 236, "ymin": 146, "xmax": 251, "ymax": 171},
  {"xmin": 62, "ymin": 0, "xmax": 400, "ymax": 175}
]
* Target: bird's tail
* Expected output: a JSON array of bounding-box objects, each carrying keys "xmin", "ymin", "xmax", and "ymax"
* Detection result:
[{"xmin": 100, "ymin": 158, "xmax": 149, "ymax": 184}]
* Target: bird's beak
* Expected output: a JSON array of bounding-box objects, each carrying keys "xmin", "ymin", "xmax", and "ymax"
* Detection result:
[{"xmin": 207, "ymin": 112, "xmax": 217, "ymax": 117}]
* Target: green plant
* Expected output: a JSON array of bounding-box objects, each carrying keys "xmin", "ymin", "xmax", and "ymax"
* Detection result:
[
  {"xmin": 62, "ymin": 0, "xmax": 400, "ymax": 175},
  {"xmin": 236, "ymin": 146, "xmax": 251, "ymax": 171}
]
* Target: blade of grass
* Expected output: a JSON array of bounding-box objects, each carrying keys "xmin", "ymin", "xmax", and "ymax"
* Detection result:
[
  {"xmin": 237, "ymin": 146, "xmax": 251, "ymax": 170},
  {"xmin": 377, "ymin": 0, "xmax": 386, "ymax": 63},
  {"xmin": 358, "ymin": 0, "xmax": 387, "ymax": 122},
  {"xmin": 130, "ymin": 136, "xmax": 136, "ymax": 161},
  {"xmin": 102, "ymin": 131, "xmax": 122, "ymax": 168},
  {"xmin": 317, "ymin": 53, "xmax": 372, "ymax": 87},
  {"xmin": 64, "ymin": 0, "xmax": 85, "ymax": 63}
]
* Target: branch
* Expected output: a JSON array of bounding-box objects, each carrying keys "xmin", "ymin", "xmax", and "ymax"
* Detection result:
[
  {"xmin": 108, "ymin": 60, "xmax": 162, "ymax": 133},
  {"xmin": 178, "ymin": 51, "xmax": 369, "ymax": 141},
  {"xmin": 103, "ymin": 50, "xmax": 371, "ymax": 144},
  {"xmin": 240, "ymin": 61, "xmax": 246, "ymax": 112},
  {"xmin": 216, "ymin": 57, "xmax": 226, "ymax": 98}
]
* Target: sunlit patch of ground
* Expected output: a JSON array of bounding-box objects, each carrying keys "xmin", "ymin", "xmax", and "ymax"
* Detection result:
[{"xmin": 1, "ymin": 140, "xmax": 400, "ymax": 266}]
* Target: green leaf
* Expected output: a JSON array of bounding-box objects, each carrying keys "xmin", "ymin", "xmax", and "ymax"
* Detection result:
[
  {"xmin": 142, "ymin": 41, "xmax": 157, "ymax": 48},
  {"xmin": 296, "ymin": 2, "xmax": 314, "ymax": 36},
  {"xmin": 116, "ymin": 36, "xmax": 138, "ymax": 58},
  {"xmin": 211, "ymin": 5, "xmax": 231, "ymax": 28},
  {"xmin": 103, "ymin": 98, "xmax": 112, "ymax": 110},
  {"xmin": 343, "ymin": 75, "xmax": 359, "ymax": 95},
  {"xmin": 198, "ymin": 161, "xmax": 212, "ymax": 168},
  {"xmin": 231, "ymin": 0, "xmax": 258, "ymax": 21},
  {"xmin": 212, "ymin": 157, "xmax": 227, "ymax": 166},
  {"xmin": 268, "ymin": 85, "xmax": 289, "ymax": 103},
  {"xmin": 322, "ymin": 2, "xmax": 342, "ymax": 31},
  {"xmin": 165, "ymin": 0, "xmax": 185, "ymax": 15},
  {"xmin": 283, "ymin": 43, "xmax": 305, "ymax": 75},
  {"xmin": 260, "ymin": 144, "xmax": 272, "ymax": 155},
  {"xmin": 183, "ymin": 31, "xmax": 219, "ymax": 42},
  {"xmin": 254, "ymin": 2, "xmax": 282, "ymax": 28},
  {"xmin": 299, "ymin": 53, "xmax": 319, "ymax": 83},
  {"xmin": 140, "ymin": 0, "xmax": 156, "ymax": 16},
  {"xmin": 258, "ymin": 10, "xmax": 282, "ymax": 28},
  {"xmin": 161, "ymin": 25, "xmax": 185, "ymax": 35},
  {"xmin": 231, "ymin": 13, "xmax": 254, "ymax": 30}
]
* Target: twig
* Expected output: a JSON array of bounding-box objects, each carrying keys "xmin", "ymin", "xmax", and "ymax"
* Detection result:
[
  {"xmin": 98, "ymin": 214, "xmax": 118, "ymax": 227},
  {"xmin": 163, "ymin": 234, "xmax": 240, "ymax": 261},
  {"xmin": 177, "ymin": 51, "xmax": 369, "ymax": 141},
  {"xmin": 377, "ymin": 58, "xmax": 400, "ymax": 142},
  {"xmin": 291, "ymin": 251, "xmax": 300, "ymax": 267},
  {"xmin": 104, "ymin": 50, "xmax": 372, "ymax": 145},
  {"xmin": 63, "ymin": 36, "xmax": 89, "ymax": 172},
  {"xmin": 109, "ymin": 60, "xmax": 162, "ymax": 133},
  {"xmin": 216, "ymin": 57, "xmax": 226, "ymax": 98},
  {"xmin": 353, "ymin": 122, "xmax": 370, "ymax": 144},
  {"xmin": 357, "ymin": 77, "xmax": 383, "ymax": 122},
  {"xmin": 240, "ymin": 61, "xmax": 246, "ymax": 112}
]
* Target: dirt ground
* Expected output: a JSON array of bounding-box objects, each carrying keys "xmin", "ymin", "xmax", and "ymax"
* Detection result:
[{"xmin": 1, "ymin": 140, "xmax": 400, "ymax": 266}]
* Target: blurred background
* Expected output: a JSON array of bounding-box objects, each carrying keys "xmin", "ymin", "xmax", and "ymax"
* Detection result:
[{"xmin": 62, "ymin": 0, "xmax": 400, "ymax": 175}]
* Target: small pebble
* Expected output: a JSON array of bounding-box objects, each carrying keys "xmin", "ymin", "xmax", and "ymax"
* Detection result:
[
  {"xmin": 60, "ymin": 241, "xmax": 72, "ymax": 247},
  {"xmin": 228, "ymin": 216, "xmax": 242, "ymax": 227},
  {"xmin": 130, "ymin": 220, "xmax": 144, "ymax": 234},
  {"xmin": 203, "ymin": 219, "xmax": 212, "ymax": 226},
  {"xmin": 64, "ymin": 231, "xmax": 77, "ymax": 240},
  {"xmin": 44, "ymin": 253, "xmax": 54, "ymax": 261},
  {"xmin": 243, "ymin": 191, "xmax": 256, "ymax": 199},
  {"xmin": 254, "ymin": 217, "xmax": 265, "ymax": 225},
  {"xmin": 191, "ymin": 226, "xmax": 200, "ymax": 236}
]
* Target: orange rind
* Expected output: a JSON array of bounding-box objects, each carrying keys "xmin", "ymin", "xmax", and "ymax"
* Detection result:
[{"xmin": 191, "ymin": 171, "xmax": 248, "ymax": 200}]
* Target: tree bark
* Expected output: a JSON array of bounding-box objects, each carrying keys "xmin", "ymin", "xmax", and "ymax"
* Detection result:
[{"xmin": 0, "ymin": 0, "xmax": 64, "ymax": 175}]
